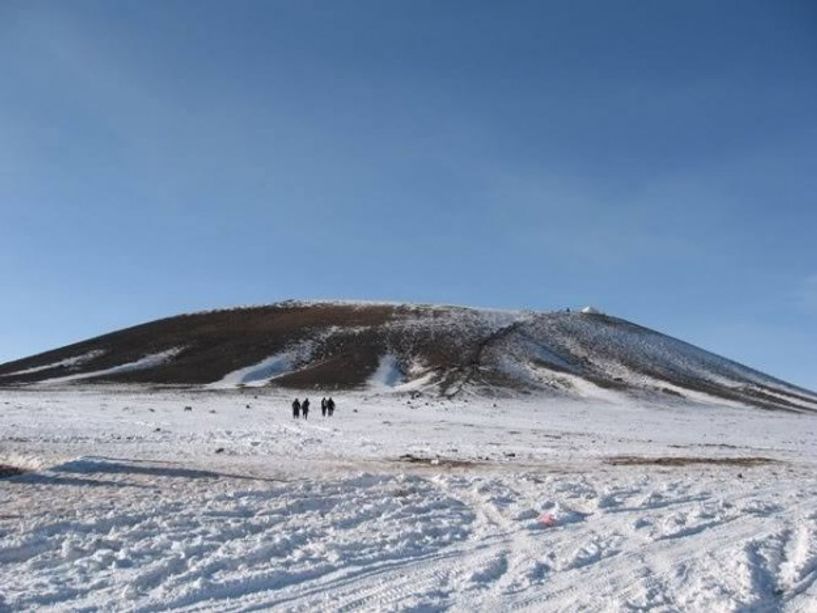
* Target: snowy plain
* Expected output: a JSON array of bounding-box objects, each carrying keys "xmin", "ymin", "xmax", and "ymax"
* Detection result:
[{"xmin": 1, "ymin": 385, "xmax": 816, "ymax": 612}]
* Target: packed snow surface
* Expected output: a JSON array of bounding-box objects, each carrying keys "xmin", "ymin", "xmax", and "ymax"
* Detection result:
[{"xmin": 1, "ymin": 387, "xmax": 816, "ymax": 611}]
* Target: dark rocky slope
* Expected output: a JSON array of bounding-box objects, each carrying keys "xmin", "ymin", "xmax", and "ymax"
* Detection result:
[{"xmin": 1, "ymin": 301, "xmax": 815, "ymax": 413}]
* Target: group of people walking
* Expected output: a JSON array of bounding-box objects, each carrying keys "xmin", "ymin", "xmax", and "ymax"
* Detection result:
[{"xmin": 291, "ymin": 397, "xmax": 335, "ymax": 419}]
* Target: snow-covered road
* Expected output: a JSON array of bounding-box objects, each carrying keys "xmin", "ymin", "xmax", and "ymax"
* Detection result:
[{"xmin": 1, "ymin": 388, "xmax": 816, "ymax": 611}]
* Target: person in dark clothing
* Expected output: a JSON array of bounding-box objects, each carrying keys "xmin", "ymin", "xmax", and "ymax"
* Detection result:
[
  {"xmin": 321, "ymin": 397, "xmax": 328, "ymax": 417},
  {"xmin": 327, "ymin": 397, "xmax": 335, "ymax": 417},
  {"xmin": 292, "ymin": 398, "xmax": 300, "ymax": 419},
  {"xmin": 302, "ymin": 398, "xmax": 310, "ymax": 420}
]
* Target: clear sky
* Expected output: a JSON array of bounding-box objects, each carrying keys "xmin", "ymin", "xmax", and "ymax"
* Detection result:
[{"xmin": 1, "ymin": 1, "xmax": 815, "ymax": 389}]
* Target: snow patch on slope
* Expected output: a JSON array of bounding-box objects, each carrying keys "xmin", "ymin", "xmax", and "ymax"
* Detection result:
[
  {"xmin": 211, "ymin": 354, "xmax": 295, "ymax": 388},
  {"xmin": 3, "ymin": 350, "xmax": 106, "ymax": 377},
  {"xmin": 210, "ymin": 342, "xmax": 316, "ymax": 388},
  {"xmin": 38, "ymin": 348, "xmax": 184, "ymax": 385},
  {"xmin": 369, "ymin": 354, "xmax": 404, "ymax": 389}
]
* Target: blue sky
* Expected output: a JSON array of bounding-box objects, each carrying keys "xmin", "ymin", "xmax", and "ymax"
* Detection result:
[{"xmin": 1, "ymin": 1, "xmax": 815, "ymax": 389}]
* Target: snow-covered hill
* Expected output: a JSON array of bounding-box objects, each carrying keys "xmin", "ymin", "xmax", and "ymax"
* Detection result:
[{"xmin": 1, "ymin": 301, "xmax": 815, "ymax": 412}]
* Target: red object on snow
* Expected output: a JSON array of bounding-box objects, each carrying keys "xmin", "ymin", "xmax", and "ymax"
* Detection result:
[{"xmin": 538, "ymin": 512, "xmax": 557, "ymax": 527}]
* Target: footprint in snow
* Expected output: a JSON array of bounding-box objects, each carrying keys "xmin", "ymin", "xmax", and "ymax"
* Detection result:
[{"xmin": 469, "ymin": 553, "xmax": 509, "ymax": 586}]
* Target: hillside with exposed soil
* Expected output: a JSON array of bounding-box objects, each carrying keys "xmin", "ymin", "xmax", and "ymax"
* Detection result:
[{"xmin": 1, "ymin": 301, "xmax": 815, "ymax": 412}]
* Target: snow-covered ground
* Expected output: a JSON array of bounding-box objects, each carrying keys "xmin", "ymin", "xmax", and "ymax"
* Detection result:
[{"xmin": 1, "ymin": 387, "xmax": 816, "ymax": 611}]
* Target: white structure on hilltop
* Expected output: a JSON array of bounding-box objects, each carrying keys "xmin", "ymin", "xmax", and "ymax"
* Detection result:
[{"xmin": 581, "ymin": 306, "xmax": 602, "ymax": 315}]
